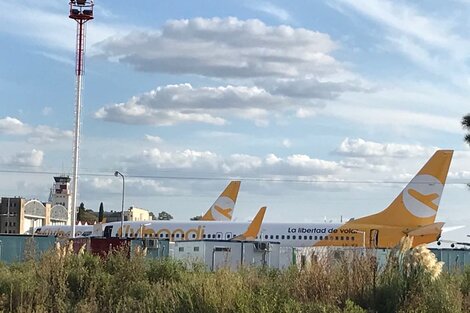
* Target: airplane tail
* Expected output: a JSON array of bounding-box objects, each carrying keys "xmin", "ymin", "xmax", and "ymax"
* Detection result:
[
  {"xmin": 232, "ymin": 206, "xmax": 266, "ymax": 241},
  {"xmin": 349, "ymin": 150, "xmax": 453, "ymax": 227},
  {"xmin": 201, "ymin": 181, "xmax": 241, "ymax": 221}
]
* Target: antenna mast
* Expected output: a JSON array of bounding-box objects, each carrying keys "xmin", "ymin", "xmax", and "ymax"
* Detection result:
[{"xmin": 68, "ymin": 0, "xmax": 94, "ymax": 238}]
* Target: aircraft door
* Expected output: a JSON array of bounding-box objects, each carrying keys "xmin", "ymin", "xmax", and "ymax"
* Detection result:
[
  {"xmin": 370, "ymin": 229, "xmax": 379, "ymax": 248},
  {"xmin": 103, "ymin": 226, "xmax": 113, "ymax": 238}
]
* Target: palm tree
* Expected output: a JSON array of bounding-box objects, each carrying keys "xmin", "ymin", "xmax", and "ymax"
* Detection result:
[
  {"xmin": 462, "ymin": 114, "xmax": 470, "ymax": 189},
  {"xmin": 463, "ymin": 114, "xmax": 470, "ymax": 145}
]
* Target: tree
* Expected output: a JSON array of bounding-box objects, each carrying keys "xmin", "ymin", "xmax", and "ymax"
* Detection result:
[
  {"xmin": 98, "ymin": 202, "xmax": 104, "ymax": 222},
  {"xmin": 77, "ymin": 202, "xmax": 86, "ymax": 222},
  {"xmin": 190, "ymin": 215, "xmax": 202, "ymax": 221},
  {"xmin": 157, "ymin": 211, "xmax": 173, "ymax": 220},
  {"xmin": 463, "ymin": 114, "xmax": 470, "ymax": 189},
  {"xmin": 462, "ymin": 113, "xmax": 470, "ymax": 145}
]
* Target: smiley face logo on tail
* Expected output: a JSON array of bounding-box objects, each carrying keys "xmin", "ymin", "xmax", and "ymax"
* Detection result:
[
  {"xmin": 402, "ymin": 174, "xmax": 443, "ymax": 218},
  {"xmin": 214, "ymin": 205, "xmax": 233, "ymax": 219},
  {"xmin": 209, "ymin": 196, "xmax": 235, "ymax": 221},
  {"xmin": 407, "ymin": 189, "xmax": 439, "ymax": 211}
]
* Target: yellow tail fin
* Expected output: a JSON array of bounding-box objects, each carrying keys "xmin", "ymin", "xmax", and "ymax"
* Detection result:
[
  {"xmin": 232, "ymin": 207, "xmax": 266, "ymax": 241},
  {"xmin": 349, "ymin": 150, "xmax": 453, "ymax": 227},
  {"xmin": 201, "ymin": 181, "xmax": 241, "ymax": 221}
]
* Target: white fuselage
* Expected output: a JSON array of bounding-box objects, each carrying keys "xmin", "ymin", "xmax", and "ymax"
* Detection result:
[
  {"xmin": 104, "ymin": 220, "xmax": 353, "ymax": 248},
  {"xmin": 35, "ymin": 225, "xmax": 93, "ymax": 237},
  {"xmin": 36, "ymin": 221, "xmax": 365, "ymax": 248}
]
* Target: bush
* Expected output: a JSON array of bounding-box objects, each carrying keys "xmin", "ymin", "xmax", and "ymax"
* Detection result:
[{"xmin": 0, "ymin": 243, "xmax": 466, "ymax": 312}]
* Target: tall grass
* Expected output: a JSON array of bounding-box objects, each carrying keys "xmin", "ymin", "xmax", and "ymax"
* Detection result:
[{"xmin": 0, "ymin": 240, "xmax": 468, "ymax": 312}]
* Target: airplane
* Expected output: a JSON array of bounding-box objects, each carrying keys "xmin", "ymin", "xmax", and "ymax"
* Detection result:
[
  {"xmin": 99, "ymin": 150, "xmax": 453, "ymax": 249},
  {"xmin": 34, "ymin": 180, "xmax": 241, "ymax": 237}
]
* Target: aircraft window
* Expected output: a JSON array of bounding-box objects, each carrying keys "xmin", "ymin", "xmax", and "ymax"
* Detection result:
[
  {"xmin": 293, "ymin": 235, "xmax": 296, "ymax": 240},
  {"xmin": 309, "ymin": 236, "xmax": 312, "ymax": 240},
  {"xmin": 351, "ymin": 237, "xmax": 355, "ymax": 241},
  {"xmin": 171, "ymin": 234, "xmax": 175, "ymax": 238},
  {"xmin": 217, "ymin": 234, "xmax": 221, "ymax": 239},
  {"xmin": 182, "ymin": 234, "xmax": 185, "ymax": 239},
  {"xmin": 287, "ymin": 235, "xmax": 290, "ymax": 239},
  {"xmin": 212, "ymin": 234, "xmax": 216, "ymax": 239},
  {"xmin": 314, "ymin": 236, "xmax": 318, "ymax": 240},
  {"xmin": 175, "ymin": 234, "xmax": 180, "ymax": 238},
  {"xmin": 125, "ymin": 233, "xmax": 128, "ymax": 237},
  {"xmin": 340, "ymin": 236, "xmax": 344, "ymax": 241},
  {"xmin": 319, "ymin": 236, "xmax": 323, "ymax": 240},
  {"xmin": 270, "ymin": 235, "xmax": 274, "ymax": 240},
  {"xmin": 346, "ymin": 236, "xmax": 349, "ymax": 240},
  {"xmin": 203, "ymin": 234, "xmax": 206, "ymax": 238},
  {"xmin": 275, "ymin": 235, "xmax": 279, "ymax": 240},
  {"xmin": 304, "ymin": 236, "xmax": 307, "ymax": 240},
  {"xmin": 335, "ymin": 236, "xmax": 339, "ymax": 240},
  {"xmin": 281, "ymin": 235, "xmax": 285, "ymax": 240},
  {"xmin": 159, "ymin": 233, "xmax": 163, "ymax": 238},
  {"xmin": 265, "ymin": 235, "xmax": 268, "ymax": 240},
  {"xmin": 192, "ymin": 234, "xmax": 196, "ymax": 239}
]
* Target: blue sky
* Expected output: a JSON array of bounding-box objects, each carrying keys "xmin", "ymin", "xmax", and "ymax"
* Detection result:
[{"xmin": 1, "ymin": 0, "xmax": 470, "ymax": 231}]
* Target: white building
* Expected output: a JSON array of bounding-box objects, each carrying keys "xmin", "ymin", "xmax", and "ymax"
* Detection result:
[
  {"xmin": 49, "ymin": 176, "xmax": 72, "ymax": 225},
  {"xmin": 173, "ymin": 240, "xmax": 281, "ymax": 271}
]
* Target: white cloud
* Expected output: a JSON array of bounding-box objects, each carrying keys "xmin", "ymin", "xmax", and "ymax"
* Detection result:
[
  {"xmin": 322, "ymin": 103, "xmax": 461, "ymax": 134},
  {"xmin": 97, "ymin": 17, "xmax": 339, "ymax": 78},
  {"xmin": 336, "ymin": 138, "xmax": 435, "ymax": 158},
  {"xmin": 121, "ymin": 147, "xmax": 342, "ymax": 177},
  {"xmin": 0, "ymin": 1, "xmax": 139, "ymax": 59},
  {"xmin": 0, "ymin": 117, "xmax": 72, "ymax": 144},
  {"xmin": 145, "ymin": 135, "xmax": 163, "ymax": 143},
  {"xmin": 41, "ymin": 106, "xmax": 53, "ymax": 116},
  {"xmin": 334, "ymin": 0, "xmax": 461, "ymax": 50},
  {"xmin": 282, "ymin": 139, "xmax": 291, "ymax": 148},
  {"xmin": 247, "ymin": 2, "xmax": 293, "ymax": 22},
  {"xmin": 266, "ymin": 77, "xmax": 371, "ymax": 99},
  {"xmin": 94, "ymin": 84, "xmax": 305, "ymax": 126},
  {"xmin": 332, "ymin": 0, "xmax": 470, "ymax": 80},
  {"xmin": 81, "ymin": 177, "xmax": 177, "ymax": 197},
  {"xmin": 0, "ymin": 117, "xmax": 31, "ymax": 135},
  {"xmin": 1, "ymin": 149, "xmax": 44, "ymax": 167}
]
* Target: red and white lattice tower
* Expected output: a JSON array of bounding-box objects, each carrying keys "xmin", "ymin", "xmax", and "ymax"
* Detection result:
[{"xmin": 69, "ymin": 0, "xmax": 94, "ymax": 237}]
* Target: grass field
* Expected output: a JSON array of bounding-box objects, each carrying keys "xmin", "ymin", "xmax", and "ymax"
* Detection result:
[{"xmin": 0, "ymin": 239, "xmax": 468, "ymax": 313}]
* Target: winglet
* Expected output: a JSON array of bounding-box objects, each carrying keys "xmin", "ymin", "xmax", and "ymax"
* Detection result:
[
  {"xmin": 232, "ymin": 206, "xmax": 266, "ymax": 241},
  {"xmin": 201, "ymin": 181, "xmax": 241, "ymax": 221}
]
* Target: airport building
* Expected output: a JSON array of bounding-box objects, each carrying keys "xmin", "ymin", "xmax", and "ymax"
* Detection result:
[
  {"xmin": 0, "ymin": 197, "xmax": 68, "ymax": 234},
  {"xmin": 0, "ymin": 176, "xmax": 71, "ymax": 234}
]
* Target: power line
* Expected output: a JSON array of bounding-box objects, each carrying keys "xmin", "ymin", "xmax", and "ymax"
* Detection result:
[{"xmin": 0, "ymin": 168, "xmax": 468, "ymax": 185}]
